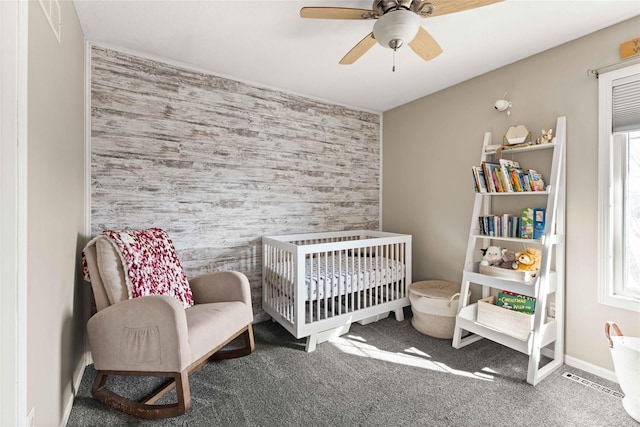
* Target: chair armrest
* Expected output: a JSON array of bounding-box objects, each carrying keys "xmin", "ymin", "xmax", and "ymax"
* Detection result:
[
  {"xmin": 189, "ymin": 271, "xmax": 252, "ymax": 307},
  {"xmin": 87, "ymin": 295, "xmax": 191, "ymax": 372}
]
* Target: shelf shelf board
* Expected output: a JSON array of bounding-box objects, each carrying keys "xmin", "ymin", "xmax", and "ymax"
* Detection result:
[
  {"xmin": 463, "ymin": 270, "xmax": 536, "ymax": 297},
  {"xmin": 484, "ymin": 142, "xmax": 556, "ymax": 155},
  {"xmin": 463, "ymin": 267, "xmax": 557, "ymax": 295},
  {"xmin": 455, "ymin": 304, "xmax": 558, "ymax": 355},
  {"xmin": 471, "ymin": 233, "xmax": 559, "ymax": 245},
  {"xmin": 456, "ymin": 304, "xmax": 532, "ymax": 354},
  {"xmin": 471, "ymin": 233, "xmax": 542, "ymax": 244},
  {"xmin": 475, "ymin": 190, "xmax": 550, "ymax": 197}
]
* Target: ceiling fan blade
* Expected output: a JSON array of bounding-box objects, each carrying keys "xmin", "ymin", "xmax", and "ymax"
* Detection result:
[
  {"xmin": 408, "ymin": 27, "xmax": 443, "ymax": 61},
  {"xmin": 427, "ymin": 0, "xmax": 503, "ymax": 17},
  {"xmin": 300, "ymin": 7, "xmax": 378, "ymax": 20},
  {"xmin": 339, "ymin": 33, "xmax": 377, "ymax": 65}
]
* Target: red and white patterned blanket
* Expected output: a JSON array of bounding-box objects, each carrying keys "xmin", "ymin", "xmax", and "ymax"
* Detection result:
[{"xmin": 83, "ymin": 228, "xmax": 194, "ymax": 308}]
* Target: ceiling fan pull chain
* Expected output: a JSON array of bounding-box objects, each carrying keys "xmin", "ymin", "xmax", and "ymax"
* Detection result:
[{"xmin": 392, "ymin": 48, "xmax": 396, "ymax": 72}]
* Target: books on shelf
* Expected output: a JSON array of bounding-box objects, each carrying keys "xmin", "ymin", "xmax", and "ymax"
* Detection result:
[
  {"xmin": 482, "ymin": 161, "xmax": 501, "ymax": 192},
  {"xmin": 478, "ymin": 214, "xmax": 520, "ymax": 238},
  {"xmin": 498, "ymin": 159, "xmax": 519, "ymax": 192},
  {"xmin": 528, "ymin": 170, "xmax": 545, "ymax": 191},
  {"xmin": 472, "ymin": 166, "xmax": 488, "ymax": 193},
  {"xmin": 477, "ymin": 207, "xmax": 544, "ymax": 240},
  {"xmin": 473, "ymin": 162, "xmax": 546, "ymax": 193}
]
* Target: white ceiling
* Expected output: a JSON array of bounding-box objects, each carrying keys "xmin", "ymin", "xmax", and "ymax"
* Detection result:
[{"xmin": 73, "ymin": 0, "xmax": 640, "ymax": 112}]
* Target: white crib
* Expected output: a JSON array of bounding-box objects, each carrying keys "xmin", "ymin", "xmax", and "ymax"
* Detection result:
[{"xmin": 262, "ymin": 230, "xmax": 412, "ymax": 352}]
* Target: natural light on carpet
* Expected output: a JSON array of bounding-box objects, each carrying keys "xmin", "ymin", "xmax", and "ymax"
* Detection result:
[{"xmin": 331, "ymin": 334, "xmax": 495, "ymax": 381}]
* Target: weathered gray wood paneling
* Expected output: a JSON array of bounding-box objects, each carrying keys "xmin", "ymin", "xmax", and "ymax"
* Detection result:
[{"xmin": 90, "ymin": 46, "xmax": 380, "ymax": 318}]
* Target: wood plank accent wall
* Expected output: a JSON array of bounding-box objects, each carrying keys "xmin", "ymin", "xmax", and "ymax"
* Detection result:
[{"xmin": 90, "ymin": 46, "xmax": 381, "ymax": 318}]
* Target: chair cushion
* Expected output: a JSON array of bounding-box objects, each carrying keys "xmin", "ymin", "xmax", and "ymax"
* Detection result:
[
  {"xmin": 186, "ymin": 301, "xmax": 252, "ymax": 363},
  {"xmin": 96, "ymin": 238, "xmax": 129, "ymax": 305}
]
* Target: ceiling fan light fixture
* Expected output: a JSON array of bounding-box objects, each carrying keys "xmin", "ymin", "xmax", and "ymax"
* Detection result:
[{"xmin": 372, "ymin": 9, "xmax": 421, "ymax": 50}]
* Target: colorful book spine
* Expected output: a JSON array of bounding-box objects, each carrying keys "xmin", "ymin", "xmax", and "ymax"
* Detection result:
[
  {"xmin": 510, "ymin": 168, "xmax": 522, "ymax": 191},
  {"xmin": 476, "ymin": 167, "xmax": 488, "ymax": 193},
  {"xmin": 494, "ymin": 166, "xmax": 505, "ymax": 192},
  {"xmin": 481, "ymin": 162, "xmax": 496, "ymax": 192},
  {"xmin": 478, "ymin": 217, "xmax": 486, "ymax": 235},
  {"xmin": 498, "ymin": 159, "xmax": 520, "ymax": 192},
  {"xmin": 533, "ymin": 208, "xmax": 546, "ymax": 240},
  {"xmin": 471, "ymin": 168, "xmax": 480, "ymax": 192},
  {"xmin": 501, "ymin": 165, "xmax": 514, "ymax": 192},
  {"xmin": 521, "ymin": 169, "xmax": 532, "ymax": 192},
  {"xmin": 520, "ymin": 208, "xmax": 534, "ymax": 239},
  {"xmin": 528, "ymin": 169, "xmax": 545, "ymax": 191}
]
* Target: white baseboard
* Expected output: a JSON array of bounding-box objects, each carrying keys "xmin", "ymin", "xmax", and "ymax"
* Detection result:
[
  {"xmin": 60, "ymin": 351, "xmax": 90, "ymax": 427},
  {"xmin": 564, "ymin": 355, "xmax": 618, "ymax": 384}
]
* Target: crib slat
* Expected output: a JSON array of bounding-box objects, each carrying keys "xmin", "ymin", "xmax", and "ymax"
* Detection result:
[
  {"xmin": 383, "ymin": 244, "xmax": 389, "ymax": 302},
  {"xmin": 276, "ymin": 248, "xmax": 282, "ymax": 318},
  {"xmin": 373, "ymin": 246, "xmax": 378, "ymax": 306},
  {"xmin": 272, "ymin": 247, "xmax": 277, "ymax": 314},
  {"xmin": 337, "ymin": 251, "xmax": 342, "ymax": 316},
  {"xmin": 393, "ymin": 243, "xmax": 398, "ymax": 298},
  {"xmin": 350, "ymin": 249, "xmax": 355, "ymax": 312},
  {"xmin": 358, "ymin": 248, "xmax": 363, "ymax": 310},
  {"xmin": 367, "ymin": 247, "xmax": 371, "ymax": 306},
  {"xmin": 324, "ymin": 251, "xmax": 330, "ymax": 320},
  {"xmin": 378, "ymin": 245, "xmax": 382, "ymax": 304},
  {"xmin": 287, "ymin": 250, "xmax": 293, "ymax": 321},
  {"xmin": 307, "ymin": 254, "xmax": 320, "ymax": 322}
]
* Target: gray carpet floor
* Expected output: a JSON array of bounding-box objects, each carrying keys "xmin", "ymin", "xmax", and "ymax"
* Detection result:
[{"xmin": 67, "ymin": 311, "xmax": 635, "ymax": 426}]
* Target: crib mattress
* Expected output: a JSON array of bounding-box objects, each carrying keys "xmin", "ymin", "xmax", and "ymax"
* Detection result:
[{"xmin": 268, "ymin": 256, "xmax": 405, "ymax": 301}]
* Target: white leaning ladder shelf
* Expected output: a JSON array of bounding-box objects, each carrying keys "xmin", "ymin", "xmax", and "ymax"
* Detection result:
[{"xmin": 452, "ymin": 116, "xmax": 566, "ymax": 386}]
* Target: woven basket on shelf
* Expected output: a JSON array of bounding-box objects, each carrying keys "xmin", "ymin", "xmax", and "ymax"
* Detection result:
[{"xmin": 477, "ymin": 296, "xmax": 533, "ymax": 341}]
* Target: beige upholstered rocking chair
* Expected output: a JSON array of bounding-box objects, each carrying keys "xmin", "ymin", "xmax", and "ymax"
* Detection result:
[{"xmin": 83, "ymin": 232, "xmax": 255, "ymax": 419}]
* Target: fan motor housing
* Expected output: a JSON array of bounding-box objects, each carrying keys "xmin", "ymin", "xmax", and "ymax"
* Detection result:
[
  {"xmin": 374, "ymin": 0, "xmax": 435, "ymax": 17},
  {"xmin": 372, "ymin": 9, "xmax": 421, "ymax": 49}
]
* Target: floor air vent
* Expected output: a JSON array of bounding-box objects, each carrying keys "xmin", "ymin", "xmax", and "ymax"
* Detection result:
[{"xmin": 562, "ymin": 372, "xmax": 624, "ymax": 399}]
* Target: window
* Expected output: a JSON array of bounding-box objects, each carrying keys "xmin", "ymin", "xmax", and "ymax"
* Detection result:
[{"xmin": 598, "ymin": 65, "xmax": 640, "ymax": 311}]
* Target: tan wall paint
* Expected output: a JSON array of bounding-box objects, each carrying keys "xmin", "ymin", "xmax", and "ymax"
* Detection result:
[
  {"xmin": 382, "ymin": 16, "xmax": 640, "ymax": 372},
  {"xmin": 27, "ymin": 1, "xmax": 85, "ymax": 425}
]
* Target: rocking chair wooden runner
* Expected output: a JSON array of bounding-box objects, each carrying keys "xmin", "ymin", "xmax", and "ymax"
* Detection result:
[{"xmin": 83, "ymin": 235, "xmax": 255, "ymax": 419}]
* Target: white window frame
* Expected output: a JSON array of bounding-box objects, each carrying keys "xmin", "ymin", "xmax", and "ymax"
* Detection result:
[{"xmin": 598, "ymin": 64, "xmax": 640, "ymax": 312}]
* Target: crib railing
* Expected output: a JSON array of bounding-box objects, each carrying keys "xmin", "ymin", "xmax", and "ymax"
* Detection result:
[{"xmin": 263, "ymin": 230, "xmax": 412, "ymax": 339}]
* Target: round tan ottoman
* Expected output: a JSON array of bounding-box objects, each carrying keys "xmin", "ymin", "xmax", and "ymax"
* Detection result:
[{"xmin": 409, "ymin": 280, "xmax": 470, "ymax": 339}]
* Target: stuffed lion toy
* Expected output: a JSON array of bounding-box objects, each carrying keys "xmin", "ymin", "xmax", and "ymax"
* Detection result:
[{"xmin": 513, "ymin": 248, "xmax": 542, "ymax": 271}]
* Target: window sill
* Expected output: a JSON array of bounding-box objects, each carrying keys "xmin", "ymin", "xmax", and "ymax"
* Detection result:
[{"xmin": 599, "ymin": 293, "xmax": 640, "ymax": 313}]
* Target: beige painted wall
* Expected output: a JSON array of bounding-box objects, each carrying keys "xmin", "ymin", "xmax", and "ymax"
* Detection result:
[
  {"xmin": 382, "ymin": 16, "xmax": 640, "ymax": 372},
  {"xmin": 27, "ymin": 1, "xmax": 85, "ymax": 425}
]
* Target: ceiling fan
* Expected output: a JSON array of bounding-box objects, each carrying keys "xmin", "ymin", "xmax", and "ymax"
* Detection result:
[{"xmin": 300, "ymin": 0, "xmax": 503, "ymax": 67}]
